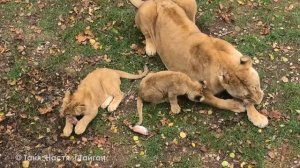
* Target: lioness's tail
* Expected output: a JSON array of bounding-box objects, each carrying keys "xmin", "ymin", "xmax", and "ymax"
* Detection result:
[
  {"xmin": 116, "ymin": 65, "xmax": 149, "ymax": 79},
  {"xmin": 136, "ymin": 96, "xmax": 144, "ymax": 125},
  {"xmin": 129, "ymin": 0, "xmax": 145, "ymax": 8}
]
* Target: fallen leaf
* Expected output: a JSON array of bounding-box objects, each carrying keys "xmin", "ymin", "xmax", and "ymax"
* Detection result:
[
  {"xmin": 0, "ymin": 46, "xmax": 6, "ymax": 53},
  {"xmin": 191, "ymin": 142, "xmax": 196, "ymax": 147},
  {"xmin": 111, "ymin": 125, "xmax": 117, "ymax": 133},
  {"xmin": 268, "ymin": 110, "xmax": 282, "ymax": 119},
  {"xmin": 93, "ymin": 137, "xmax": 107, "ymax": 147},
  {"xmin": 221, "ymin": 160, "xmax": 229, "ymax": 167},
  {"xmin": 281, "ymin": 76, "xmax": 289, "ymax": 83},
  {"xmin": 133, "ymin": 136, "xmax": 139, "ymax": 141},
  {"xmin": 38, "ymin": 106, "xmax": 53, "ymax": 114},
  {"xmin": 229, "ymin": 152, "xmax": 235, "ymax": 158},
  {"xmin": 76, "ymin": 33, "xmax": 87, "ymax": 43},
  {"xmin": 22, "ymin": 160, "xmax": 30, "ymax": 168},
  {"xmin": 268, "ymin": 151, "xmax": 275, "ymax": 159},
  {"xmin": 84, "ymin": 27, "xmax": 94, "ymax": 38},
  {"xmin": 0, "ymin": 112, "xmax": 5, "ymax": 122},
  {"xmin": 281, "ymin": 57, "xmax": 288, "ymax": 62},
  {"xmin": 179, "ymin": 131, "xmax": 187, "ymax": 139},
  {"xmin": 260, "ymin": 26, "xmax": 270, "ymax": 35},
  {"xmin": 172, "ymin": 138, "xmax": 178, "ymax": 145},
  {"xmin": 160, "ymin": 117, "xmax": 168, "ymax": 126},
  {"xmin": 103, "ymin": 55, "xmax": 111, "ymax": 63},
  {"xmin": 17, "ymin": 45, "xmax": 25, "ymax": 53}
]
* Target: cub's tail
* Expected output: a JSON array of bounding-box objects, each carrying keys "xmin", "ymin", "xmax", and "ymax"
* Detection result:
[
  {"xmin": 116, "ymin": 65, "xmax": 149, "ymax": 79},
  {"xmin": 129, "ymin": 0, "xmax": 145, "ymax": 8},
  {"xmin": 136, "ymin": 96, "xmax": 144, "ymax": 125}
]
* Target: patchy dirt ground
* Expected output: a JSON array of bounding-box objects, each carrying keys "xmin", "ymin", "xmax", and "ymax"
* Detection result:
[{"xmin": 0, "ymin": 0, "xmax": 299, "ymax": 167}]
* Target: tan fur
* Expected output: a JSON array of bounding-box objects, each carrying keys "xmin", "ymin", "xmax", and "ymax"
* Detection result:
[
  {"xmin": 136, "ymin": 71, "xmax": 206, "ymax": 125},
  {"xmin": 130, "ymin": 0, "xmax": 268, "ymax": 127},
  {"xmin": 60, "ymin": 66, "xmax": 149, "ymax": 137}
]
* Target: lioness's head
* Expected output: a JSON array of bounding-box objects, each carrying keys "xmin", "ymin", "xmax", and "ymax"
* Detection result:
[
  {"xmin": 218, "ymin": 56, "xmax": 264, "ymax": 104},
  {"xmin": 187, "ymin": 80, "xmax": 206, "ymax": 102},
  {"xmin": 60, "ymin": 91, "xmax": 85, "ymax": 117}
]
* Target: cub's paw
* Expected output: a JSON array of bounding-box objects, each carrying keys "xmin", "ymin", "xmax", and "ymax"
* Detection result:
[
  {"xmin": 145, "ymin": 43, "xmax": 156, "ymax": 56},
  {"xmin": 63, "ymin": 127, "xmax": 73, "ymax": 137},
  {"xmin": 74, "ymin": 125, "xmax": 86, "ymax": 135},
  {"xmin": 108, "ymin": 103, "xmax": 119, "ymax": 112},
  {"xmin": 101, "ymin": 96, "xmax": 113, "ymax": 109},
  {"xmin": 226, "ymin": 99, "xmax": 246, "ymax": 113},
  {"xmin": 247, "ymin": 112, "xmax": 269, "ymax": 128},
  {"xmin": 170, "ymin": 104, "xmax": 181, "ymax": 114}
]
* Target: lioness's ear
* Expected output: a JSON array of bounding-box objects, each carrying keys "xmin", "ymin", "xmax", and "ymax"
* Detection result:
[
  {"xmin": 218, "ymin": 73, "xmax": 230, "ymax": 85},
  {"xmin": 240, "ymin": 56, "xmax": 252, "ymax": 67}
]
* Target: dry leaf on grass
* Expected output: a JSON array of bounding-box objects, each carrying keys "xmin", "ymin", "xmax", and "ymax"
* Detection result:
[{"xmin": 38, "ymin": 106, "xmax": 53, "ymax": 114}]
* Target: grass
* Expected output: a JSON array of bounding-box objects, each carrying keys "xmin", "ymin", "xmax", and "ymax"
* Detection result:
[{"xmin": 0, "ymin": 0, "xmax": 299, "ymax": 167}]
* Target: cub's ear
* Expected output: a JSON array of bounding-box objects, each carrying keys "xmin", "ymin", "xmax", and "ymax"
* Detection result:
[
  {"xmin": 198, "ymin": 80, "xmax": 207, "ymax": 88},
  {"xmin": 240, "ymin": 56, "xmax": 252, "ymax": 67},
  {"xmin": 62, "ymin": 90, "xmax": 71, "ymax": 103},
  {"xmin": 60, "ymin": 90, "xmax": 71, "ymax": 117},
  {"xmin": 75, "ymin": 105, "xmax": 85, "ymax": 113}
]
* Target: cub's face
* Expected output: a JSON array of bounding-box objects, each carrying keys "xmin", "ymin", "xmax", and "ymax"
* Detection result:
[
  {"xmin": 187, "ymin": 80, "xmax": 206, "ymax": 102},
  {"xmin": 60, "ymin": 91, "xmax": 85, "ymax": 117},
  {"xmin": 218, "ymin": 56, "xmax": 264, "ymax": 104}
]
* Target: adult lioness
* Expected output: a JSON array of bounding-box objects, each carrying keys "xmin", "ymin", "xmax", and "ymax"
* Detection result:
[{"xmin": 129, "ymin": 0, "xmax": 268, "ymax": 128}]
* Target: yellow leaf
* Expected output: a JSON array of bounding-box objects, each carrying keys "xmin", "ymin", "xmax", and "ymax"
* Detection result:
[
  {"xmin": 89, "ymin": 39, "xmax": 96, "ymax": 45},
  {"xmin": 22, "ymin": 160, "xmax": 30, "ymax": 168},
  {"xmin": 168, "ymin": 122, "xmax": 174, "ymax": 127},
  {"xmin": 191, "ymin": 142, "xmax": 196, "ymax": 147},
  {"xmin": 76, "ymin": 33, "xmax": 87, "ymax": 43},
  {"xmin": 111, "ymin": 125, "xmax": 118, "ymax": 133},
  {"xmin": 172, "ymin": 138, "xmax": 178, "ymax": 145},
  {"xmin": 133, "ymin": 136, "xmax": 139, "ymax": 141},
  {"xmin": 38, "ymin": 106, "xmax": 53, "ymax": 114},
  {"xmin": 179, "ymin": 131, "xmax": 187, "ymax": 139}
]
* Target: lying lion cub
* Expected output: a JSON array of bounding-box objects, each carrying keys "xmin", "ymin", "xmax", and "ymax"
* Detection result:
[
  {"xmin": 60, "ymin": 66, "xmax": 148, "ymax": 137},
  {"xmin": 135, "ymin": 71, "xmax": 206, "ymax": 125}
]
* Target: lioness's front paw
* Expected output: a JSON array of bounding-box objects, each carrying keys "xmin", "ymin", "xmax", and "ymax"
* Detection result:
[
  {"xmin": 170, "ymin": 105, "xmax": 181, "ymax": 114},
  {"xmin": 75, "ymin": 125, "xmax": 86, "ymax": 135},
  {"xmin": 247, "ymin": 112, "xmax": 269, "ymax": 128},
  {"xmin": 145, "ymin": 43, "xmax": 156, "ymax": 56},
  {"xmin": 226, "ymin": 99, "xmax": 246, "ymax": 113}
]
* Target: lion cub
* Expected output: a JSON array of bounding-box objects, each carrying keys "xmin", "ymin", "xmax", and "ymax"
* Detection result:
[
  {"xmin": 60, "ymin": 66, "xmax": 148, "ymax": 137},
  {"xmin": 135, "ymin": 71, "xmax": 206, "ymax": 125}
]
